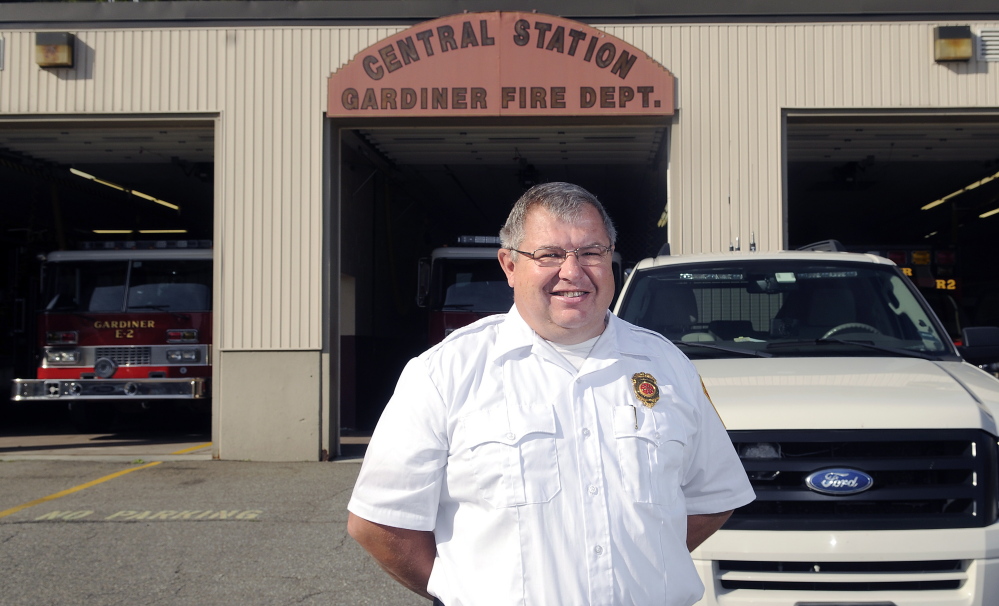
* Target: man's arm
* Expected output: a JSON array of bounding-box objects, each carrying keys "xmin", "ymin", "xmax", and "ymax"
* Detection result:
[
  {"xmin": 347, "ymin": 512, "xmax": 437, "ymax": 599},
  {"xmin": 686, "ymin": 510, "xmax": 733, "ymax": 551}
]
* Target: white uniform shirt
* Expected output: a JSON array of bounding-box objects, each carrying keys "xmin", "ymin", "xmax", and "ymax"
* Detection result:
[{"xmin": 348, "ymin": 307, "xmax": 755, "ymax": 606}]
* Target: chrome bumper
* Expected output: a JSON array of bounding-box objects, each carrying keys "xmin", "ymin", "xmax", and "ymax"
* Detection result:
[{"xmin": 11, "ymin": 378, "xmax": 209, "ymax": 401}]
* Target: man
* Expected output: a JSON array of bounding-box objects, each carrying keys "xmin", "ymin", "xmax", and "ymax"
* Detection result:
[{"xmin": 348, "ymin": 182, "xmax": 754, "ymax": 605}]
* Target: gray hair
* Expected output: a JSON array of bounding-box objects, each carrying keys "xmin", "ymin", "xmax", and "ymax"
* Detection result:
[{"xmin": 499, "ymin": 182, "xmax": 617, "ymax": 251}]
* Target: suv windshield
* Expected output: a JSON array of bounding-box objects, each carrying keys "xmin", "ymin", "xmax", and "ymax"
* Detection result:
[{"xmin": 616, "ymin": 259, "xmax": 953, "ymax": 359}]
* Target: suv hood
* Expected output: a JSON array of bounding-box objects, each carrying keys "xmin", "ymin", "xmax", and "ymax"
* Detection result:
[{"xmin": 696, "ymin": 357, "xmax": 999, "ymax": 433}]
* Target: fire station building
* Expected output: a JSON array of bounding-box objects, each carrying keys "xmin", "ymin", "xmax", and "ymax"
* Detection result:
[{"xmin": 1, "ymin": 2, "xmax": 998, "ymax": 460}]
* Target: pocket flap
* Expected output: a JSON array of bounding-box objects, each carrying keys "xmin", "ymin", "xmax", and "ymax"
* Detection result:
[
  {"xmin": 612, "ymin": 406, "xmax": 687, "ymax": 445},
  {"xmin": 462, "ymin": 405, "xmax": 557, "ymax": 447}
]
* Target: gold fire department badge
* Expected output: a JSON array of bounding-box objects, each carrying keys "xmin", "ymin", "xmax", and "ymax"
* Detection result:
[{"xmin": 631, "ymin": 372, "xmax": 660, "ymax": 408}]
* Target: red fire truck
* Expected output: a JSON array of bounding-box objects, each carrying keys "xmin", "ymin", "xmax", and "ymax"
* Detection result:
[
  {"xmin": 10, "ymin": 242, "xmax": 213, "ymax": 431},
  {"xmin": 416, "ymin": 237, "xmax": 513, "ymax": 345}
]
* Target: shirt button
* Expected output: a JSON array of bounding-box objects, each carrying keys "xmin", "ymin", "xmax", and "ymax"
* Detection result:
[
  {"xmin": 582, "ymin": 428, "xmax": 591, "ymax": 437},
  {"xmin": 654, "ymin": 432, "xmax": 661, "ymax": 439},
  {"xmin": 588, "ymin": 485, "xmax": 598, "ymax": 495},
  {"xmin": 505, "ymin": 432, "xmax": 516, "ymax": 441},
  {"xmin": 594, "ymin": 545, "xmax": 603, "ymax": 555}
]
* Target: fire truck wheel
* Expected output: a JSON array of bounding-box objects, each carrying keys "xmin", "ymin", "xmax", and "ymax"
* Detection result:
[{"xmin": 68, "ymin": 402, "xmax": 115, "ymax": 433}]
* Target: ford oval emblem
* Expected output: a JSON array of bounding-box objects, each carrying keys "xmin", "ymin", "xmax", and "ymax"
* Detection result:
[{"xmin": 805, "ymin": 468, "xmax": 874, "ymax": 496}]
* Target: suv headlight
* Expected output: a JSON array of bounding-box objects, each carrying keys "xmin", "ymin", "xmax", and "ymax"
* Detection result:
[
  {"xmin": 166, "ymin": 349, "xmax": 201, "ymax": 363},
  {"xmin": 44, "ymin": 349, "xmax": 81, "ymax": 365}
]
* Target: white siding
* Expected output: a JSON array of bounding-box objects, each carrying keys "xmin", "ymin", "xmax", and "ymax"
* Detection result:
[{"xmin": 2, "ymin": 20, "xmax": 998, "ymax": 348}]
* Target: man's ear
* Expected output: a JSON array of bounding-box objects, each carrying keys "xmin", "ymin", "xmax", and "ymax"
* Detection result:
[{"xmin": 498, "ymin": 248, "xmax": 516, "ymax": 288}]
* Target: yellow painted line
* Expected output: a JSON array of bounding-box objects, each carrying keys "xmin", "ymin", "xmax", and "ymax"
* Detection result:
[
  {"xmin": 171, "ymin": 442, "xmax": 212, "ymax": 455},
  {"xmin": 0, "ymin": 461, "xmax": 162, "ymax": 520}
]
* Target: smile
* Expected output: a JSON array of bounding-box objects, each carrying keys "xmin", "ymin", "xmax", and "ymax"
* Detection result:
[{"xmin": 553, "ymin": 291, "xmax": 588, "ymax": 298}]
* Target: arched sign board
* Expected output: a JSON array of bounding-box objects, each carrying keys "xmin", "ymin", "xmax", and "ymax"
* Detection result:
[{"xmin": 327, "ymin": 12, "xmax": 675, "ymax": 117}]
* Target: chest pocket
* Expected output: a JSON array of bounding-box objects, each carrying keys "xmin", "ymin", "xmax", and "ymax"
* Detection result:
[
  {"xmin": 613, "ymin": 406, "xmax": 688, "ymax": 505},
  {"xmin": 461, "ymin": 405, "xmax": 561, "ymax": 508}
]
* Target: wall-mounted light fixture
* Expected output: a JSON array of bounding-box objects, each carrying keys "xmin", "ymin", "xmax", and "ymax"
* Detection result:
[
  {"xmin": 35, "ymin": 32, "xmax": 75, "ymax": 68},
  {"xmin": 934, "ymin": 26, "xmax": 974, "ymax": 62}
]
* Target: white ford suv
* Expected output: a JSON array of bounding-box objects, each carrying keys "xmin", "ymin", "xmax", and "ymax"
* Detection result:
[{"xmin": 613, "ymin": 247, "xmax": 999, "ymax": 606}]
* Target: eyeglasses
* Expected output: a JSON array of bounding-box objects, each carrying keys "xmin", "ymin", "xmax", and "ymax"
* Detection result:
[{"xmin": 509, "ymin": 245, "xmax": 613, "ymax": 267}]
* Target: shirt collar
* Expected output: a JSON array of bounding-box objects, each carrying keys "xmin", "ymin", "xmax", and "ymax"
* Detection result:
[
  {"xmin": 601, "ymin": 314, "xmax": 656, "ymax": 360},
  {"xmin": 491, "ymin": 305, "xmax": 537, "ymax": 363},
  {"xmin": 491, "ymin": 306, "xmax": 652, "ymax": 366}
]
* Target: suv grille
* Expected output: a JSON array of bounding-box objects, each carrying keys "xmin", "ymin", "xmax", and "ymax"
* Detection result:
[
  {"xmin": 95, "ymin": 346, "xmax": 152, "ymax": 366},
  {"xmin": 718, "ymin": 559, "xmax": 965, "ymax": 592},
  {"xmin": 728, "ymin": 429, "xmax": 999, "ymax": 531}
]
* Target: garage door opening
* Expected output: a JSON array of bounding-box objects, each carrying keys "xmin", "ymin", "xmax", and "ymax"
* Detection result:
[
  {"xmin": 786, "ymin": 111, "xmax": 999, "ymax": 339},
  {"xmin": 336, "ymin": 117, "xmax": 670, "ymax": 431},
  {"xmin": 0, "ymin": 118, "xmax": 216, "ymax": 434}
]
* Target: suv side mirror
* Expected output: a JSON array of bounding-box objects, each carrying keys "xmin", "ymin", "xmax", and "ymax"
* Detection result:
[{"xmin": 958, "ymin": 326, "xmax": 999, "ymax": 366}]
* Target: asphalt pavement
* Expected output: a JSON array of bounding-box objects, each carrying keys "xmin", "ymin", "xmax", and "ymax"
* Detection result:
[{"xmin": 0, "ymin": 407, "xmax": 421, "ymax": 606}]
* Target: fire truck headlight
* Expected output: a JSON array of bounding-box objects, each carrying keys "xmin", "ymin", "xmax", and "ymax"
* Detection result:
[
  {"xmin": 45, "ymin": 349, "xmax": 81, "ymax": 365},
  {"xmin": 166, "ymin": 349, "xmax": 201, "ymax": 363}
]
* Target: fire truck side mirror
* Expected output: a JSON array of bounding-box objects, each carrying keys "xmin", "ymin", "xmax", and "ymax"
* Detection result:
[{"xmin": 416, "ymin": 257, "xmax": 431, "ymax": 307}]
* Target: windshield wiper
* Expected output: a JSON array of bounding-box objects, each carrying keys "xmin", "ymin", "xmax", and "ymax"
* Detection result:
[
  {"xmin": 767, "ymin": 338, "xmax": 940, "ymax": 360},
  {"xmin": 675, "ymin": 341, "xmax": 773, "ymax": 358}
]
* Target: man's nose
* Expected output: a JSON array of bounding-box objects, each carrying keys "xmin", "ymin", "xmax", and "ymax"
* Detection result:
[{"xmin": 559, "ymin": 253, "xmax": 584, "ymax": 278}]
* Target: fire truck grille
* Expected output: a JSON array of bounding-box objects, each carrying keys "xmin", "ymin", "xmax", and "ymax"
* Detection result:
[
  {"xmin": 95, "ymin": 347, "xmax": 152, "ymax": 366},
  {"xmin": 727, "ymin": 429, "xmax": 999, "ymax": 531}
]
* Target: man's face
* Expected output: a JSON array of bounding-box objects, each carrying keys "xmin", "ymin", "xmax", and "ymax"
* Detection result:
[{"xmin": 498, "ymin": 204, "xmax": 615, "ymax": 345}]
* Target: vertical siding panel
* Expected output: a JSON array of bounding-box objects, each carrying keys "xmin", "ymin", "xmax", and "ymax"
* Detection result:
[
  {"xmin": 260, "ymin": 29, "xmax": 274, "ymax": 348},
  {"xmin": 170, "ymin": 29, "xmax": 180, "ymax": 110},
  {"xmin": 763, "ymin": 25, "xmax": 778, "ymax": 248},
  {"xmin": 127, "ymin": 31, "xmax": 139, "ymax": 111},
  {"xmin": 837, "ymin": 25, "xmax": 848, "ymax": 105},
  {"xmin": 276, "ymin": 27, "xmax": 287, "ymax": 349},
  {"xmin": 735, "ymin": 26, "xmax": 747, "ymax": 247},
  {"xmin": 675, "ymin": 28, "xmax": 700, "ymax": 250},
  {"xmin": 690, "ymin": 27, "xmax": 705, "ymax": 250},
  {"xmin": 151, "ymin": 30, "xmax": 163, "ymax": 112},
  {"xmin": 221, "ymin": 29, "xmax": 237, "ymax": 351},
  {"xmin": 900, "ymin": 25, "xmax": 914, "ymax": 106},
  {"xmin": 114, "ymin": 30, "xmax": 126, "ymax": 112},
  {"xmin": 237, "ymin": 29, "xmax": 252, "ymax": 350},
  {"xmin": 99, "ymin": 30, "xmax": 111, "ymax": 112},
  {"xmin": 250, "ymin": 29, "xmax": 264, "ymax": 349},
  {"xmin": 916, "ymin": 26, "xmax": 929, "ymax": 107},
  {"xmin": 710, "ymin": 25, "xmax": 723, "ymax": 249},
  {"xmin": 290, "ymin": 28, "xmax": 306, "ymax": 348},
  {"xmin": 870, "ymin": 24, "xmax": 882, "ymax": 106},
  {"xmin": 176, "ymin": 29, "xmax": 188, "ymax": 110},
  {"xmin": 857, "ymin": 25, "xmax": 870, "ymax": 106},
  {"xmin": 276, "ymin": 29, "xmax": 289, "ymax": 349}
]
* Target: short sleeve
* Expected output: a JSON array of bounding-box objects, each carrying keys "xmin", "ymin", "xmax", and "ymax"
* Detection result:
[
  {"xmin": 347, "ymin": 357, "xmax": 450, "ymax": 531},
  {"xmin": 678, "ymin": 365, "xmax": 756, "ymax": 515}
]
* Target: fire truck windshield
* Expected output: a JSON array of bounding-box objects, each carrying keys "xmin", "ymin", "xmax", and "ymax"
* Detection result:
[
  {"xmin": 431, "ymin": 258, "xmax": 513, "ymax": 313},
  {"xmin": 44, "ymin": 260, "xmax": 212, "ymax": 313}
]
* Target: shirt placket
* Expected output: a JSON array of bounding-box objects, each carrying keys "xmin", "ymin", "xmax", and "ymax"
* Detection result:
[{"xmin": 572, "ymin": 372, "xmax": 615, "ymax": 606}]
